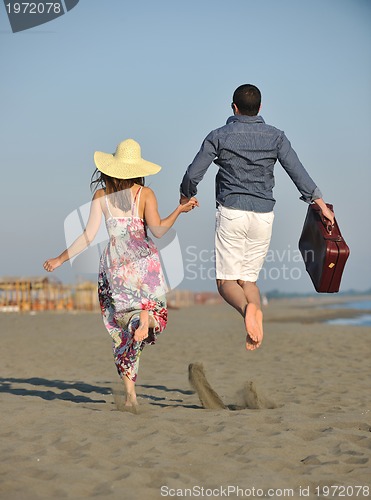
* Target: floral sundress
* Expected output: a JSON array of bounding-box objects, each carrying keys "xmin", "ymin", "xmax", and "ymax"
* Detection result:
[{"xmin": 98, "ymin": 187, "xmax": 168, "ymax": 382}]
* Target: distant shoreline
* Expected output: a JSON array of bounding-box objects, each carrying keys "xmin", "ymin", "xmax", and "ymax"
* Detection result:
[
  {"xmin": 263, "ymin": 295, "xmax": 371, "ymax": 325},
  {"xmin": 1, "ymin": 295, "xmax": 370, "ymax": 326}
]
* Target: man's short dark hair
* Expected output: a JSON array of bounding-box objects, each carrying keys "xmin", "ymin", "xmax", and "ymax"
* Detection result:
[{"xmin": 232, "ymin": 84, "xmax": 261, "ymax": 116}]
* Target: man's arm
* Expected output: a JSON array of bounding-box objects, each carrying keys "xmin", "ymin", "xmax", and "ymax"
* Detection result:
[
  {"xmin": 277, "ymin": 133, "xmax": 321, "ymax": 201},
  {"xmin": 277, "ymin": 133, "xmax": 334, "ymax": 224},
  {"xmin": 180, "ymin": 132, "xmax": 218, "ymax": 201}
]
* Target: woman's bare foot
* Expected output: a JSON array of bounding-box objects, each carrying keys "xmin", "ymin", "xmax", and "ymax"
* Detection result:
[
  {"xmin": 134, "ymin": 310, "xmax": 149, "ymax": 342},
  {"xmin": 125, "ymin": 392, "xmax": 138, "ymax": 407},
  {"xmin": 244, "ymin": 303, "xmax": 263, "ymax": 350}
]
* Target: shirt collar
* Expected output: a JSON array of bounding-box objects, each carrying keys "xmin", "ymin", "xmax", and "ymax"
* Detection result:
[{"xmin": 226, "ymin": 114, "xmax": 265, "ymax": 125}]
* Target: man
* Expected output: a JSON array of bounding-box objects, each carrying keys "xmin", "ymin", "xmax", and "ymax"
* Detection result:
[{"xmin": 180, "ymin": 84, "xmax": 334, "ymax": 350}]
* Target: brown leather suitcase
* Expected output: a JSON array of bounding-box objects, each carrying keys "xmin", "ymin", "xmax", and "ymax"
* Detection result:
[{"xmin": 299, "ymin": 203, "xmax": 350, "ymax": 293}]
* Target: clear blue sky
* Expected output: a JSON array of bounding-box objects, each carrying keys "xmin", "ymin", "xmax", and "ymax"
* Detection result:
[{"xmin": 1, "ymin": 0, "xmax": 370, "ymax": 294}]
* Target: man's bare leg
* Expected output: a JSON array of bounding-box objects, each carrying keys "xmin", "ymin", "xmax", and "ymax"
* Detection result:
[
  {"xmin": 238, "ymin": 280, "xmax": 263, "ymax": 347},
  {"xmin": 216, "ymin": 279, "xmax": 258, "ymax": 350}
]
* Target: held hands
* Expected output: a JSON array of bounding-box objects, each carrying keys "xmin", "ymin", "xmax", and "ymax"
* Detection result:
[
  {"xmin": 179, "ymin": 195, "xmax": 199, "ymax": 213},
  {"xmin": 43, "ymin": 257, "xmax": 62, "ymax": 273}
]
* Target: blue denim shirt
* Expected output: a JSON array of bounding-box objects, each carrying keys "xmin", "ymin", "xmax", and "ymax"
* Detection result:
[{"xmin": 180, "ymin": 114, "xmax": 322, "ymax": 212}]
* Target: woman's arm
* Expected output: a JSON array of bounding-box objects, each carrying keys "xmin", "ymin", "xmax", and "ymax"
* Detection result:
[
  {"xmin": 43, "ymin": 190, "xmax": 104, "ymax": 272},
  {"xmin": 144, "ymin": 188, "xmax": 197, "ymax": 239}
]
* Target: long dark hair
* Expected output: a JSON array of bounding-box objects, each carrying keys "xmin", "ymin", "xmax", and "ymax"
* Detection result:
[{"xmin": 90, "ymin": 168, "xmax": 145, "ymax": 210}]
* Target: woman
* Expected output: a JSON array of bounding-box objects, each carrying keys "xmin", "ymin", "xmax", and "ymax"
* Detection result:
[{"xmin": 44, "ymin": 139, "xmax": 197, "ymax": 407}]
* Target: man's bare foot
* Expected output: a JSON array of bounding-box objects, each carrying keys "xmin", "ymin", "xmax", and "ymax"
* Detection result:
[
  {"xmin": 244, "ymin": 304, "xmax": 264, "ymax": 350},
  {"xmin": 134, "ymin": 310, "xmax": 149, "ymax": 342},
  {"xmin": 244, "ymin": 303, "xmax": 261, "ymax": 341},
  {"xmin": 256, "ymin": 308, "xmax": 264, "ymax": 345},
  {"xmin": 245, "ymin": 333, "xmax": 259, "ymax": 351}
]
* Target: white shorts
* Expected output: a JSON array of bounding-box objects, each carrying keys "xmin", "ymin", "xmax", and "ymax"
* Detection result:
[{"xmin": 215, "ymin": 205, "xmax": 274, "ymax": 282}]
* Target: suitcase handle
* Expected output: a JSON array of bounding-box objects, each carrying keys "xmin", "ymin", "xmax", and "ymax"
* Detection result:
[{"xmin": 319, "ymin": 212, "xmax": 334, "ymax": 234}]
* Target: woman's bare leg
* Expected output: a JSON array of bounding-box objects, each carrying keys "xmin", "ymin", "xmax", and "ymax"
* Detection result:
[{"xmin": 122, "ymin": 375, "xmax": 138, "ymax": 406}]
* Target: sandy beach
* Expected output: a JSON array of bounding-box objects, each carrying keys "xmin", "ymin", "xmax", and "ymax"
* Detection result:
[{"xmin": 0, "ymin": 297, "xmax": 370, "ymax": 500}]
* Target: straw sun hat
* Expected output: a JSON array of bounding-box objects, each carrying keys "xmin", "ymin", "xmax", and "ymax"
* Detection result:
[{"xmin": 94, "ymin": 139, "xmax": 162, "ymax": 179}]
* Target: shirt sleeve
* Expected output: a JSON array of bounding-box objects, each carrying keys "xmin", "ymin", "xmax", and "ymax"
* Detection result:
[
  {"xmin": 180, "ymin": 132, "xmax": 218, "ymax": 198},
  {"xmin": 277, "ymin": 133, "xmax": 322, "ymax": 203}
]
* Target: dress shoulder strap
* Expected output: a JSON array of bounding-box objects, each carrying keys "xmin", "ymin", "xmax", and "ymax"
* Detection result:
[
  {"xmin": 104, "ymin": 192, "xmax": 114, "ymax": 218},
  {"xmin": 132, "ymin": 186, "xmax": 143, "ymax": 217}
]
